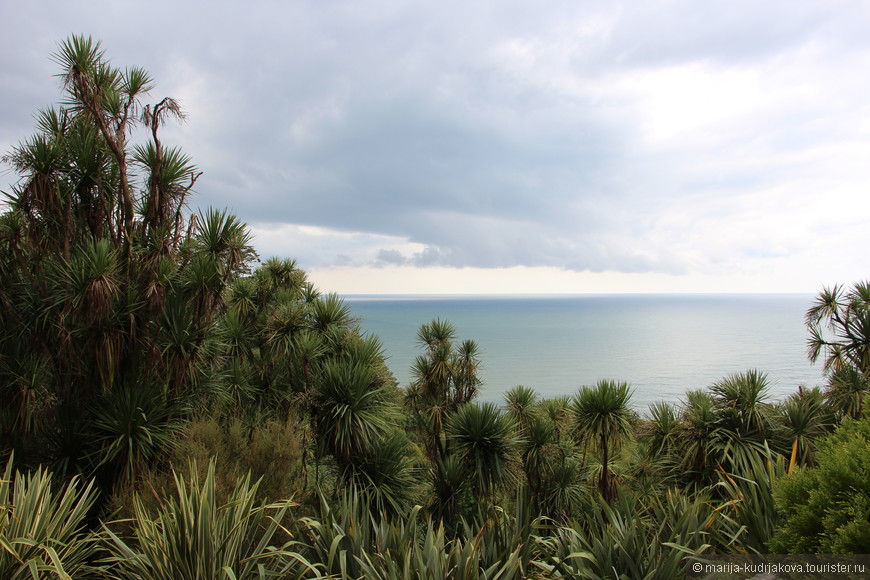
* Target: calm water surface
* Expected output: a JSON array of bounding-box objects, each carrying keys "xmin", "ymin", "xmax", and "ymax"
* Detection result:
[{"xmin": 345, "ymin": 294, "xmax": 825, "ymax": 412}]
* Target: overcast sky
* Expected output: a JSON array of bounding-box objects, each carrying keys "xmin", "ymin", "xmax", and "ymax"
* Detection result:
[{"xmin": 2, "ymin": 1, "xmax": 869, "ymax": 294}]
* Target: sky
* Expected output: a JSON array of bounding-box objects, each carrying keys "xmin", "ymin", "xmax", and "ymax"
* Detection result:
[{"xmin": 2, "ymin": 1, "xmax": 870, "ymax": 294}]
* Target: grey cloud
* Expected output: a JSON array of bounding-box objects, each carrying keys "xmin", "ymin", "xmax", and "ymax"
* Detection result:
[
  {"xmin": 3, "ymin": 0, "xmax": 870, "ymax": 280},
  {"xmin": 332, "ymin": 255, "xmax": 355, "ymax": 267},
  {"xmin": 375, "ymin": 249, "xmax": 407, "ymax": 266},
  {"xmin": 589, "ymin": 1, "xmax": 865, "ymax": 69},
  {"xmin": 411, "ymin": 247, "xmax": 452, "ymax": 268}
]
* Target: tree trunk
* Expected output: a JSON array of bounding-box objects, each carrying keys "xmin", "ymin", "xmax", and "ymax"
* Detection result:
[{"xmin": 599, "ymin": 432, "xmax": 611, "ymax": 501}]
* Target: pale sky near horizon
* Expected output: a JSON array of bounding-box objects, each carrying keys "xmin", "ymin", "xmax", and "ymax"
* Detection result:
[{"xmin": 2, "ymin": 1, "xmax": 870, "ymax": 294}]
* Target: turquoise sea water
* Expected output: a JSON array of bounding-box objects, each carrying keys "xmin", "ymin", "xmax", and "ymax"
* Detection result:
[{"xmin": 344, "ymin": 294, "xmax": 825, "ymax": 412}]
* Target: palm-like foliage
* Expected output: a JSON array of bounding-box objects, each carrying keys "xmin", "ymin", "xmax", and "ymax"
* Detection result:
[
  {"xmin": 452, "ymin": 340, "xmax": 483, "ymax": 407},
  {"xmin": 156, "ymin": 297, "xmax": 214, "ymax": 393},
  {"xmin": 413, "ymin": 318, "xmax": 458, "ymax": 402},
  {"xmin": 312, "ymin": 360, "xmax": 397, "ymax": 468},
  {"xmin": 519, "ymin": 414, "xmax": 556, "ymax": 510},
  {"xmin": 824, "ymin": 365, "xmax": 868, "ymax": 419},
  {"xmin": 417, "ymin": 318, "xmax": 457, "ymax": 351},
  {"xmin": 339, "ymin": 431, "xmax": 418, "ymax": 517},
  {"xmin": 408, "ymin": 319, "xmax": 483, "ymax": 466},
  {"xmin": 219, "ymin": 268, "xmax": 381, "ymax": 418},
  {"xmin": 806, "ymin": 281, "xmax": 870, "ymax": 375},
  {"xmin": 90, "ymin": 381, "xmax": 184, "ymax": 482},
  {"xmin": 0, "ymin": 348, "xmax": 54, "ymax": 440},
  {"xmin": 702, "ymin": 371, "xmax": 781, "ymax": 494},
  {"xmin": 504, "ymin": 385, "xmax": 538, "ymax": 435},
  {"xmin": 191, "ymin": 208, "xmax": 255, "ymax": 304},
  {"xmin": 643, "ymin": 400, "xmax": 680, "ymax": 459},
  {"xmin": 774, "ymin": 386, "xmax": 834, "ymax": 473},
  {"xmin": 710, "ymin": 369, "xmax": 771, "ymax": 437},
  {"xmin": 571, "ymin": 379, "xmax": 633, "ymax": 501},
  {"xmin": 413, "ymin": 345, "xmax": 452, "ymax": 403},
  {"xmin": 311, "ymin": 293, "xmax": 354, "ymax": 332},
  {"xmin": 217, "ymin": 309, "xmax": 257, "ymax": 363},
  {"xmin": 539, "ymin": 455, "xmax": 586, "ymax": 521},
  {"xmin": 1, "ymin": 36, "xmax": 256, "ymax": 487},
  {"xmin": 51, "ymin": 35, "xmax": 152, "ymax": 245},
  {"xmin": 539, "ymin": 395, "xmax": 572, "ymax": 444},
  {"xmin": 294, "ymin": 329, "xmax": 326, "ymax": 398},
  {"xmin": 429, "ymin": 454, "xmax": 470, "ymax": 526},
  {"xmin": 446, "ymin": 402, "xmax": 517, "ymax": 499},
  {"xmin": 676, "ymin": 389, "xmax": 718, "ymax": 488},
  {"xmin": 632, "ymin": 401, "xmax": 682, "ymax": 489},
  {"xmin": 263, "ymin": 297, "xmax": 307, "ymax": 362},
  {"xmin": 668, "ymin": 374, "xmax": 779, "ymax": 492}
]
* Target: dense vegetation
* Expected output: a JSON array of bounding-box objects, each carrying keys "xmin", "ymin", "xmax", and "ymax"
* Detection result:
[{"xmin": 1, "ymin": 36, "xmax": 869, "ymax": 578}]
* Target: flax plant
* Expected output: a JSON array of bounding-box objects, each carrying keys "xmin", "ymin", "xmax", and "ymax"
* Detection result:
[
  {"xmin": 536, "ymin": 492, "xmax": 713, "ymax": 580},
  {"xmin": 0, "ymin": 455, "xmax": 101, "ymax": 579},
  {"xmin": 100, "ymin": 461, "xmax": 317, "ymax": 579},
  {"xmin": 300, "ymin": 497, "xmax": 526, "ymax": 580}
]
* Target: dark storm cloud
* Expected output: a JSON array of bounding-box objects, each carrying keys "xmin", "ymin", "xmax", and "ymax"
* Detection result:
[
  {"xmin": 268, "ymin": 95, "xmax": 626, "ymax": 231},
  {"xmin": 3, "ymin": 1, "xmax": 870, "ymax": 280}
]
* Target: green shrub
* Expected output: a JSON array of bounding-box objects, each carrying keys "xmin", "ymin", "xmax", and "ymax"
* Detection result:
[
  {"xmin": 106, "ymin": 414, "xmax": 308, "ymax": 531},
  {"xmin": 770, "ymin": 418, "xmax": 870, "ymax": 553}
]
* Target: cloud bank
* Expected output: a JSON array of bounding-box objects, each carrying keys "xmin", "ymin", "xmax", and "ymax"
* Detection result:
[{"xmin": 2, "ymin": 1, "xmax": 870, "ymax": 291}]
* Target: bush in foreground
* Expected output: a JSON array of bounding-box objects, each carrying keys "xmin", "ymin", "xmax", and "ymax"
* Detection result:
[
  {"xmin": 770, "ymin": 417, "xmax": 870, "ymax": 553},
  {"xmin": 101, "ymin": 460, "xmax": 317, "ymax": 579},
  {"xmin": 0, "ymin": 455, "xmax": 100, "ymax": 578}
]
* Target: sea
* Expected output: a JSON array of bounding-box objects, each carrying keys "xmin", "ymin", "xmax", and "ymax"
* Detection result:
[{"xmin": 344, "ymin": 294, "xmax": 827, "ymax": 413}]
